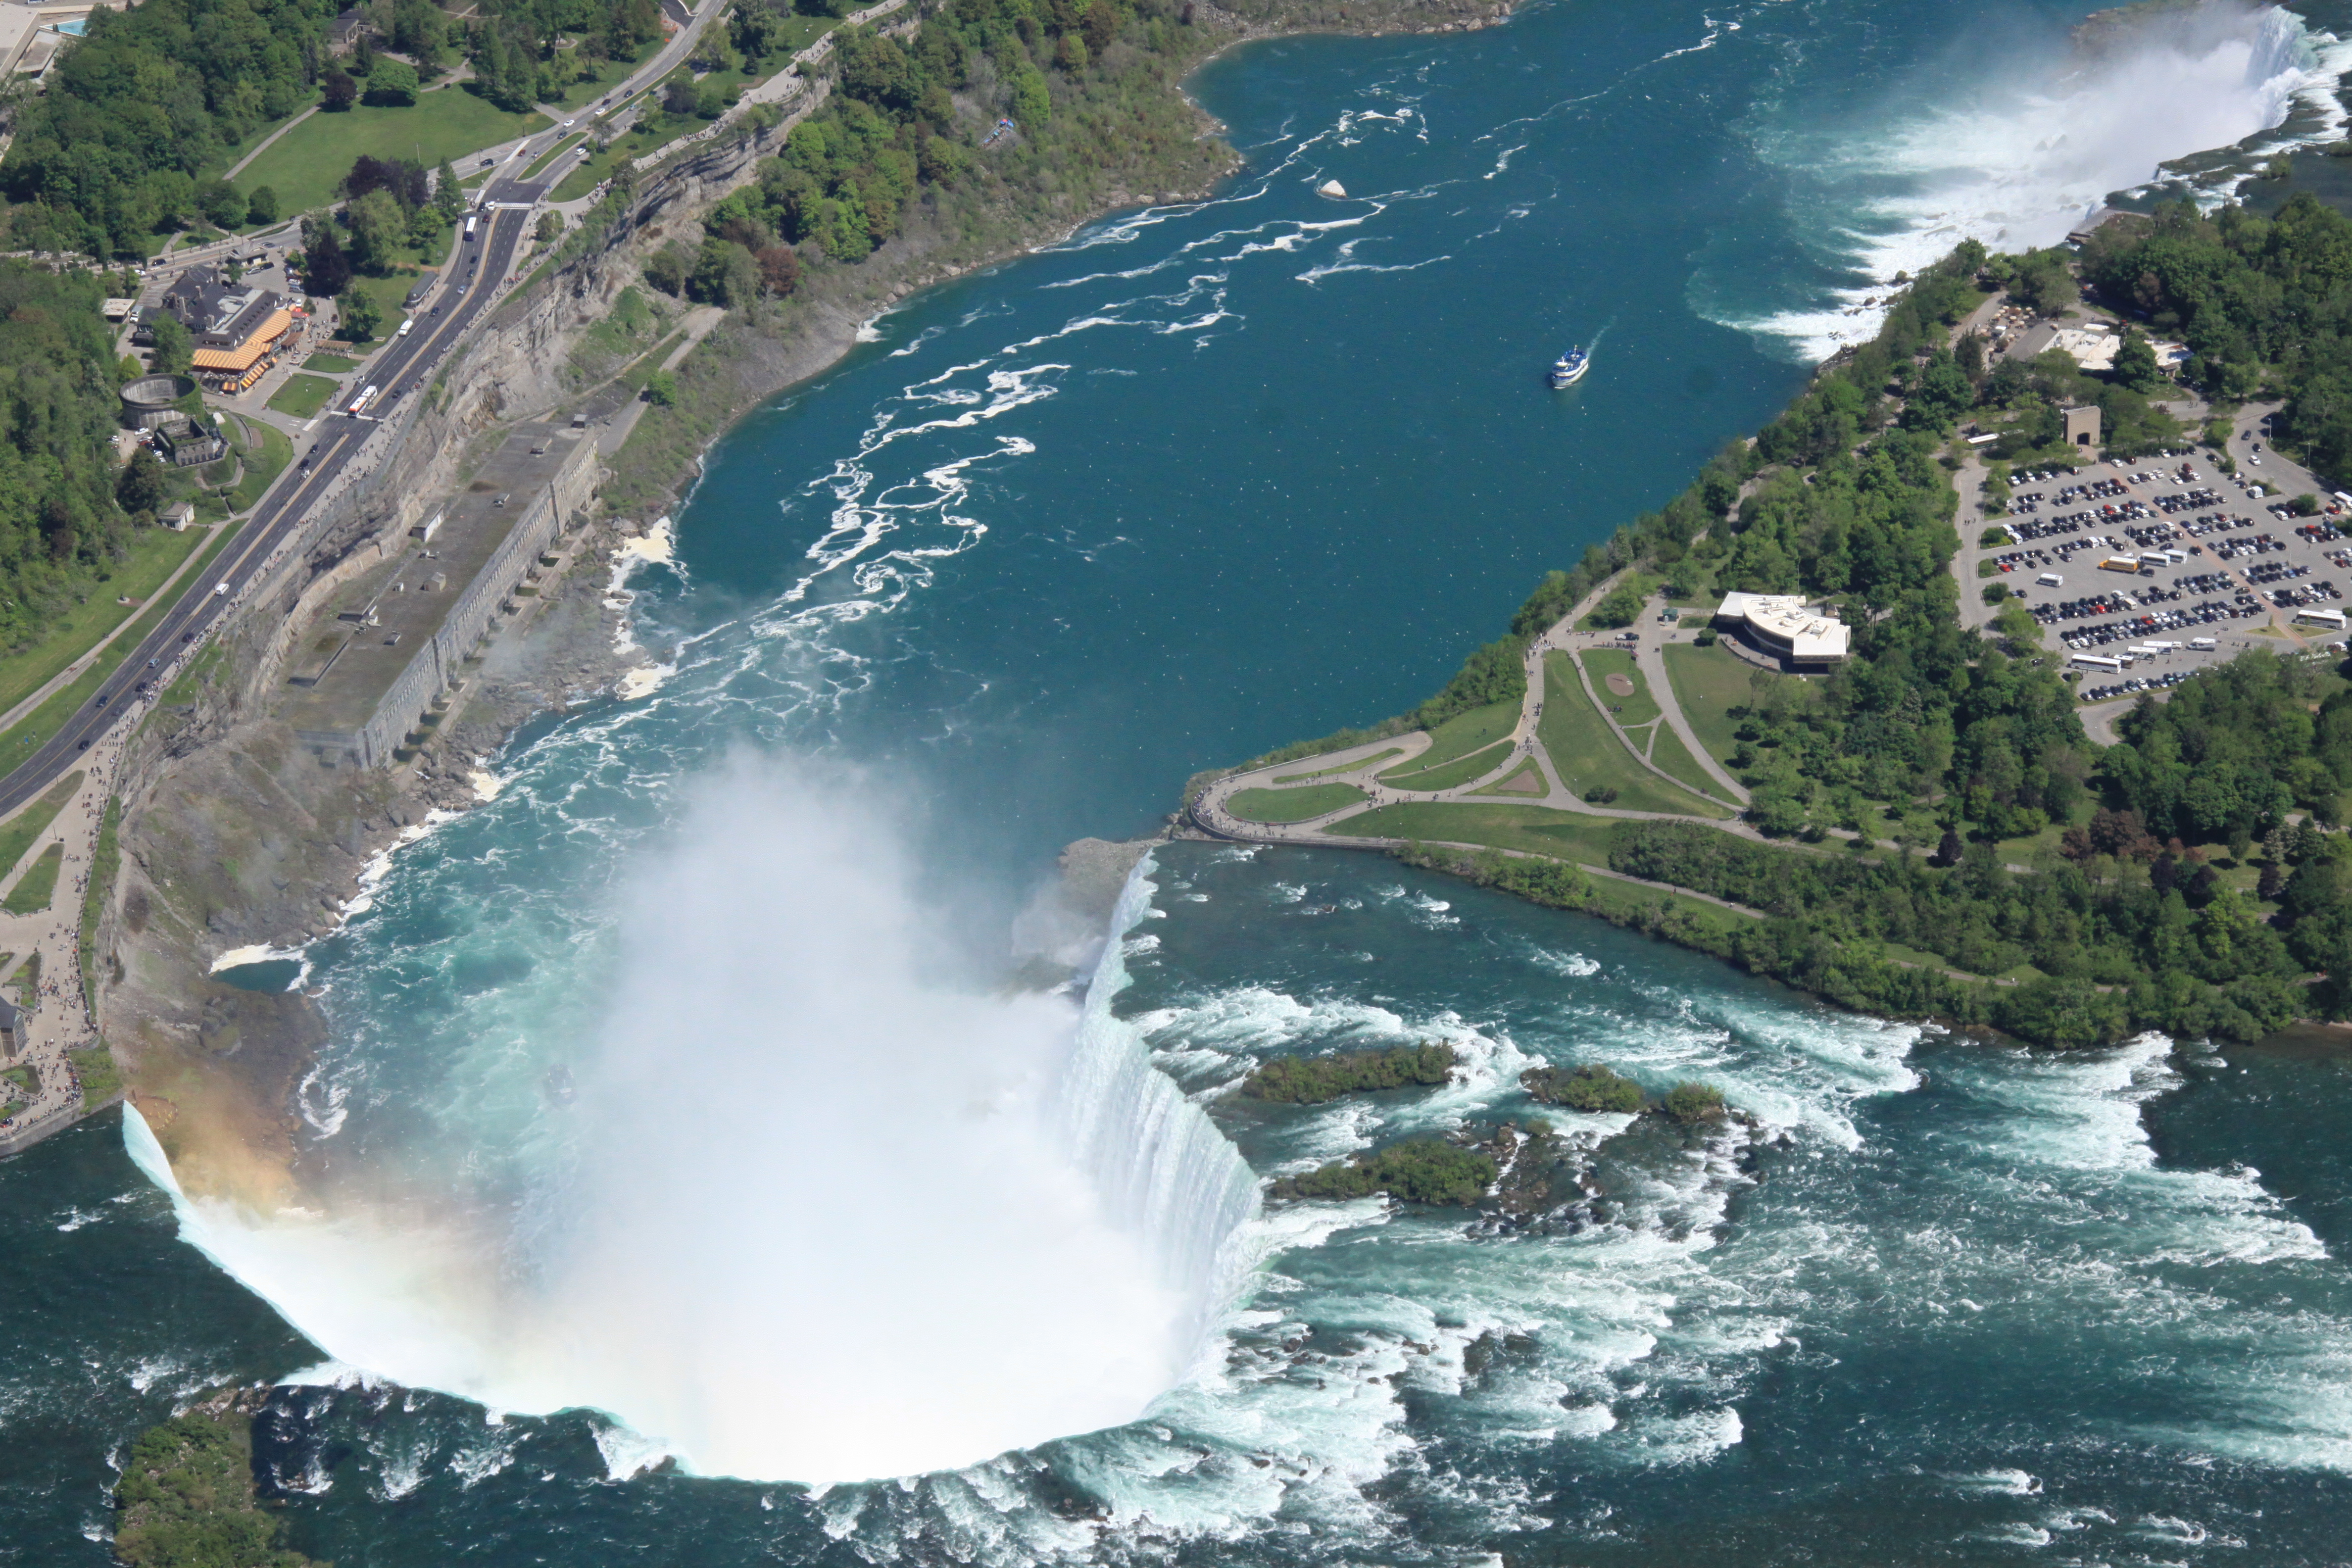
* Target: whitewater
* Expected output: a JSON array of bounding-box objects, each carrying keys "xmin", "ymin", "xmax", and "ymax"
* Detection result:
[{"xmin": 28, "ymin": 0, "xmax": 2352, "ymax": 1562}]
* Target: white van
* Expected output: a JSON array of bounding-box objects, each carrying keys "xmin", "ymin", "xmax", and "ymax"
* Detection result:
[
  {"xmin": 2189, "ymin": 637, "xmax": 2218, "ymax": 650},
  {"xmin": 2037, "ymin": 572, "xmax": 2063, "ymax": 587}
]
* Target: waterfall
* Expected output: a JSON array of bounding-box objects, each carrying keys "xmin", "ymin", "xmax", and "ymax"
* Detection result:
[{"xmin": 1056, "ymin": 851, "xmax": 1264, "ymax": 1355}]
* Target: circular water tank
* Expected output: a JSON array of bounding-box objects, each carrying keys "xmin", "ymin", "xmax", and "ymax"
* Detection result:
[{"xmin": 121, "ymin": 375, "xmax": 196, "ymax": 430}]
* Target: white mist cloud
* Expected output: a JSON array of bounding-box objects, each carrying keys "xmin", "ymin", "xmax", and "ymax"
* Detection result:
[
  {"xmin": 1753, "ymin": 0, "xmax": 2352, "ymax": 358},
  {"xmin": 138, "ymin": 758, "xmax": 1196, "ymax": 1484}
]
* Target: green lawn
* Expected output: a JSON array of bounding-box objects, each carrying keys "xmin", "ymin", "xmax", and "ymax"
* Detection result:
[
  {"xmin": 227, "ymin": 420, "xmax": 294, "ymax": 511},
  {"xmin": 69, "ymin": 1044, "xmax": 121, "ymax": 1109},
  {"xmin": 1387, "ymin": 738, "xmax": 1515, "ymax": 793},
  {"xmin": 79, "ymin": 797, "xmax": 118, "ymax": 1013},
  {"xmin": 1330, "ymin": 803, "xmax": 1763, "ymax": 924},
  {"xmin": 338, "ymin": 267, "xmax": 422, "ymax": 344},
  {"xmin": 4, "ymin": 842, "xmax": 61, "ymax": 914},
  {"xmin": 1331, "ymin": 801, "xmax": 1620, "ymax": 865},
  {"xmin": 1228, "ymin": 784, "xmax": 1368, "ymax": 823},
  {"xmin": 1647, "ymin": 719, "xmax": 1734, "ymax": 805},
  {"xmin": 1539, "ymin": 652, "xmax": 1727, "ymax": 817},
  {"xmin": 156, "ymin": 643, "xmax": 226, "ymax": 709},
  {"xmin": 1580, "ymin": 647, "xmax": 1662, "ymax": 727},
  {"xmin": 1471, "ymin": 757, "xmax": 1546, "ymax": 796},
  {"xmin": 0, "ymin": 525, "xmax": 214, "ymax": 721},
  {"xmin": 1662, "ymin": 640, "xmax": 1777, "ymax": 770},
  {"xmin": 268, "ymin": 373, "xmax": 340, "ymax": 420},
  {"xmin": 1274, "ymin": 747, "xmax": 1402, "ymax": 782},
  {"xmin": 551, "ymin": 142, "xmax": 621, "ymax": 202},
  {"xmin": 234, "ymin": 92, "xmax": 550, "ymax": 216},
  {"xmin": 0, "ymin": 771, "xmax": 82, "ymax": 882},
  {"xmin": 1379, "ymin": 700, "xmax": 1519, "ymax": 783},
  {"xmin": 0, "ymin": 525, "xmax": 244, "ymax": 765},
  {"xmin": 303, "ymin": 352, "xmax": 360, "ymax": 374}
]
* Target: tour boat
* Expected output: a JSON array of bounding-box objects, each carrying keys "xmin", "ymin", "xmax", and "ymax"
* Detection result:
[{"xmin": 1549, "ymin": 346, "xmax": 1591, "ymax": 389}]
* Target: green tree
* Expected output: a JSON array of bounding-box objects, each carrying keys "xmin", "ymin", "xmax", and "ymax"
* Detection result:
[
  {"xmin": 338, "ymin": 288, "xmax": 384, "ymax": 342},
  {"xmin": 535, "ymin": 212, "xmax": 561, "ymax": 244},
  {"xmin": 1011, "ymin": 62, "xmax": 1050, "ymax": 127},
  {"xmin": 688, "ymin": 239, "xmax": 758, "ymax": 309},
  {"xmin": 246, "ymin": 186, "xmax": 280, "ymax": 226},
  {"xmin": 323, "ymin": 65, "xmax": 358, "ymax": 110},
  {"xmin": 304, "ymin": 228, "xmax": 352, "ymax": 296},
  {"xmin": 2113, "ymin": 327, "xmax": 2161, "ymax": 391},
  {"xmin": 644, "ymin": 369, "xmax": 679, "ymax": 406},
  {"xmin": 343, "ymin": 189, "xmax": 405, "ymax": 273},
  {"xmin": 1590, "ymin": 581, "xmax": 1645, "ymax": 628},
  {"xmin": 197, "ymin": 180, "xmax": 247, "ymax": 231},
  {"xmin": 364, "ymin": 58, "xmax": 420, "ymax": 105},
  {"xmin": 433, "ymin": 159, "xmax": 464, "ymax": 222},
  {"xmin": 149, "ymin": 315, "xmax": 194, "ymax": 376},
  {"xmin": 116, "ymin": 448, "xmax": 168, "ymax": 517}
]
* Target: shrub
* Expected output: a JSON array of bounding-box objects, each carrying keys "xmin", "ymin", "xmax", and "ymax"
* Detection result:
[
  {"xmin": 1521, "ymin": 1061, "xmax": 1644, "ymax": 1113},
  {"xmin": 1273, "ymin": 1139, "xmax": 1497, "ymax": 1206},
  {"xmin": 1242, "ymin": 1043, "xmax": 1457, "ymax": 1104},
  {"xmin": 1662, "ymin": 1080, "xmax": 1726, "ymax": 1123}
]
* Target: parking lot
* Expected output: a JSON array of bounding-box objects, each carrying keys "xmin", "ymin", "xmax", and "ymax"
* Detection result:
[{"xmin": 1964, "ymin": 413, "xmax": 2350, "ymax": 712}]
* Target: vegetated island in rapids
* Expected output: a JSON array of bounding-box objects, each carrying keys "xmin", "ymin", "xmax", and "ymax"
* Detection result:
[{"xmin": 1188, "ymin": 205, "xmax": 2352, "ymax": 1052}]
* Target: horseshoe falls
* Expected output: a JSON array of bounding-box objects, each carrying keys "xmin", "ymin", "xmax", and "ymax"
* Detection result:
[{"xmin": 11, "ymin": 0, "xmax": 2352, "ymax": 1564}]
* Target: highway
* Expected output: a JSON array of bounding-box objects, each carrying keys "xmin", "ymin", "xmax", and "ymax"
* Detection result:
[{"xmin": 0, "ymin": 168, "xmax": 551, "ymax": 819}]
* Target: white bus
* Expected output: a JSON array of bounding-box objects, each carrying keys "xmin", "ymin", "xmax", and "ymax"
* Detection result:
[
  {"xmin": 465, "ymin": 214, "xmax": 479, "ymax": 241},
  {"xmin": 2072, "ymin": 653, "xmax": 2126, "ymax": 672},
  {"xmin": 346, "ymin": 384, "xmax": 380, "ymax": 416}
]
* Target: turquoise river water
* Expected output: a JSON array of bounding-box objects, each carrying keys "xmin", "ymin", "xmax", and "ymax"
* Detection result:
[{"xmin": 11, "ymin": 0, "xmax": 2352, "ymax": 1562}]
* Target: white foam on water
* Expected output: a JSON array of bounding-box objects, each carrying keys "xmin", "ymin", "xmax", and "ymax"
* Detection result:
[
  {"xmin": 208, "ymin": 943, "xmax": 307, "ymax": 973},
  {"xmin": 1731, "ymin": 2, "xmax": 2352, "ymax": 359}
]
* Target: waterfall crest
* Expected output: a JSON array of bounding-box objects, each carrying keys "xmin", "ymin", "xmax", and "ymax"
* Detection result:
[{"xmin": 1056, "ymin": 851, "xmax": 1263, "ymax": 1355}]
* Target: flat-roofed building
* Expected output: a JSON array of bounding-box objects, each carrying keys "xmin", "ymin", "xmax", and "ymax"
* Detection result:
[{"xmin": 1713, "ymin": 591, "xmax": 1851, "ymax": 670}]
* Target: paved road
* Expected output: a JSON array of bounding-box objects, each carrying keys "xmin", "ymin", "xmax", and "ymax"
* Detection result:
[{"xmin": 0, "ymin": 167, "xmax": 554, "ymax": 820}]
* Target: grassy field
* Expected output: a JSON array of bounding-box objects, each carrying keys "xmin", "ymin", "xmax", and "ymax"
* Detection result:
[
  {"xmin": 0, "ymin": 526, "xmax": 245, "ymax": 765},
  {"xmin": 0, "ymin": 525, "xmax": 215, "ymax": 722},
  {"xmin": 4, "ymin": 843, "xmax": 61, "ymax": 914},
  {"xmin": 69, "ymin": 1045, "xmax": 121, "ymax": 1108},
  {"xmin": 1388, "ymin": 739, "xmax": 1515, "ymax": 793},
  {"xmin": 303, "ymin": 352, "xmax": 360, "ymax": 374},
  {"xmin": 234, "ymin": 92, "xmax": 549, "ymax": 216},
  {"xmin": 1228, "ymin": 784, "xmax": 1368, "ymax": 823},
  {"xmin": 1330, "ymin": 803, "xmax": 1762, "ymax": 922},
  {"xmin": 1471, "ymin": 757, "xmax": 1545, "ymax": 796},
  {"xmin": 79, "ymin": 797, "xmax": 119, "ymax": 1012},
  {"xmin": 1379, "ymin": 700, "xmax": 1518, "ymax": 784},
  {"xmin": 1647, "ymin": 720, "xmax": 1734, "ymax": 804},
  {"xmin": 227, "ymin": 420, "xmax": 294, "ymax": 511},
  {"xmin": 1580, "ymin": 647, "xmax": 1662, "ymax": 727},
  {"xmin": 1330, "ymin": 801, "xmax": 1619, "ymax": 864},
  {"xmin": 267, "ymin": 373, "xmax": 340, "ymax": 420},
  {"xmin": 1539, "ymin": 652, "xmax": 1728, "ymax": 817},
  {"xmin": 1662, "ymin": 640, "xmax": 1778, "ymax": 770},
  {"xmin": 1274, "ymin": 747, "xmax": 1402, "ymax": 782},
  {"xmin": 0, "ymin": 772, "xmax": 82, "ymax": 882},
  {"xmin": 156, "ymin": 643, "xmax": 227, "ymax": 709}
]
